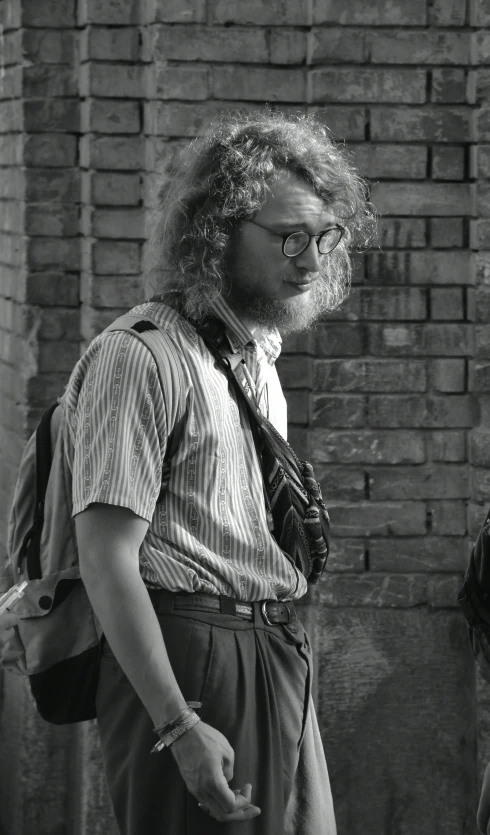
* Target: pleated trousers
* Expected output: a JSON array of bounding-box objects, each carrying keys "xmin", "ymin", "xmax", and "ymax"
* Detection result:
[{"xmin": 95, "ymin": 591, "xmax": 337, "ymax": 835}]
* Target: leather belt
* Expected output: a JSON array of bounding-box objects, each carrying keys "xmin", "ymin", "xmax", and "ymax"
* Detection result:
[{"xmin": 154, "ymin": 591, "xmax": 298, "ymax": 626}]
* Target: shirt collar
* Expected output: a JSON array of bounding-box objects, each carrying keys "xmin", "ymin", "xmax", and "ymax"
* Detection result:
[{"xmin": 209, "ymin": 296, "xmax": 282, "ymax": 366}]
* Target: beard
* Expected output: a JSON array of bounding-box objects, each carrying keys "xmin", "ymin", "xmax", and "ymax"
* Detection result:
[{"xmin": 226, "ymin": 252, "xmax": 351, "ymax": 336}]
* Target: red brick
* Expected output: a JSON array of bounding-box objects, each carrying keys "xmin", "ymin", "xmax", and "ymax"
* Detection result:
[
  {"xmin": 368, "ymin": 395, "xmax": 477, "ymax": 428},
  {"xmin": 23, "ymin": 273, "xmax": 79, "ymax": 307},
  {"xmin": 309, "ymin": 28, "xmax": 366, "ymax": 64},
  {"xmin": 0, "ymin": 136, "xmax": 22, "ymax": 166},
  {"xmin": 0, "ymin": 101, "xmax": 23, "ymax": 132},
  {"xmin": 80, "ymin": 26, "xmax": 140, "ymax": 62},
  {"xmin": 81, "ymin": 306, "xmax": 128, "ymax": 340},
  {"xmin": 476, "ymin": 362, "xmax": 490, "ymax": 391},
  {"xmin": 432, "ymin": 147, "xmax": 465, "ymax": 181},
  {"xmin": 429, "ymin": 431, "xmax": 466, "ymax": 462},
  {"xmin": 319, "ymin": 573, "xmax": 429, "ymax": 607},
  {"xmin": 22, "ymin": 65, "xmax": 77, "ymax": 98},
  {"xmin": 22, "ymin": 29, "xmax": 77, "ymax": 65},
  {"xmin": 78, "ymin": 0, "xmax": 141, "ymax": 25},
  {"xmin": 370, "ymin": 107, "xmax": 471, "ymax": 142},
  {"xmin": 430, "ymin": 359, "xmax": 466, "ymax": 392},
  {"xmin": 311, "ymin": 69, "xmax": 426, "ymax": 104},
  {"xmin": 367, "ymin": 251, "xmax": 471, "ymax": 285},
  {"xmin": 24, "ymin": 134, "xmax": 77, "ymax": 168},
  {"xmin": 377, "ymin": 218, "xmax": 426, "ymax": 249},
  {"xmin": 81, "ymin": 99, "xmax": 140, "ymax": 135},
  {"xmin": 369, "ymin": 324, "xmax": 473, "ymax": 357},
  {"xmin": 24, "ymin": 99, "xmax": 79, "ymax": 133},
  {"xmin": 429, "ymin": 0, "xmax": 467, "ymax": 25},
  {"xmin": 472, "ymin": 467, "xmax": 490, "ymax": 502},
  {"xmin": 430, "ymin": 218, "xmax": 464, "ymax": 248},
  {"xmin": 22, "ymin": 0, "xmax": 76, "ymax": 27},
  {"xmin": 38, "ymin": 341, "xmax": 80, "ymax": 372},
  {"xmin": 145, "ymin": 0, "xmax": 206, "ymax": 23},
  {"xmin": 0, "ymin": 202, "xmax": 22, "ymax": 234},
  {"xmin": 0, "ymin": 67, "xmax": 22, "ymax": 99},
  {"xmin": 472, "ymin": 0, "xmax": 490, "ymax": 25},
  {"xmin": 91, "ymin": 208, "xmax": 145, "ymax": 240},
  {"xmin": 313, "ymin": 324, "xmax": 364, "ymax": 356},
  {"xmin": 145, "ymin": 138, "xmax": 186, "ymax": 176},
  {"xmin": 311, "ymin": 429, "xmax": 425, "ymax": 464},
  {"xmin": 81, "ymin": 273, "xmax": 143, "ymax": 308},
  {"xmin": 308, "ymin": 107, "xmax": 366, "ymax": 140},
  {"xmin": 25, "ymin": 204, "xmax": 79, "ymax": 237},
  {"xmin": 430, "ymin": 288, "xmax": 464, "ymax": 321},
  {"xmin": 325, "ymin": 539, "xmax": 365, "ymax": 573},
  {"xmin": 359, "ymin": 287, "xmax": 426, "ymax": 320},
  {"xmin": 33, "ymin": 307, "xmax": 80, "ymax": 342},
  {"xmin": 475, "ymin": 105, "xmax": 490, "ymax": 140},
  {"xmin": 475, "ymin": 286, "xmax": 490, "ymax": 324},
  {"xmin": 313, "ymin": 0, "xmax": 427, "ymax": 25},
  {"xmin": 432, "ymin": 69, "xmax": 467, "ymax": 104},
  {"xmin": 427, "ymin": 500, "xmax": 466, "ymax": 535},
  {"xmin": 27, "ymin": 238, "xmax": 80, "ymax": 271},
  {"xmin": 476, "ymin": 324, "xmax": 490, "ymax": 358},
  {"xmin": 471, "ymin": 219, "xmax": 490, "ymax": 248},
  {"xmin": 210, "ymin": 0, "xmax": 310, "ymax": 26},
  {"xmin": 369, "ymin": 464, "xmax": 468, "ymax": 500},
  {"xmin": 270, "ymin": 30, "xmax": 307, "ymax": 64},
  {"xmin": 276, "ymin": 356, "xmax": 312, "ymax": 388},
  {"xmin": 0, "ymin": 233, "xmax": 22, "ymax": 267},
  {"xmin": 0, "ymin": 30, "xmax": 22, "ymax": 66},
  {"xmin": 314, "ymin": 359, "xmax": 427, "ymax": 393},
  {"xmin": 154, "ymin": 65, "xmax": 209, "ymax": 100},
  {"xmin": 349, "ymin": 144, "xmax": 427, "ymax": 180},
  {"xmin": 149, "ymin": 101, "xmax": 258, "ymax": 137},
  {"xmin": 90, "ymin": 240, "xmax": 141, "ymax": 275},
  {"xmin": 83, "ymin": 172, "xmax": 141, "ymax": 206},
  {"xmin": 311, "ymin": 395, "xmax": 366, "ymax": 428},
  {"xmin": 25, "ymin": 168, "xmax": 80, "ymax": 202},
  {"xmin": 80, "ymin": 63, "xmax": 146, "ymax": 99},
  {"xmin": 315, "ymin": 466, "xmax": 366, "ymax": 502},
  {"xmin": 282, "ymin": 391, "xmax": 308, "ymax": 424},
  {"xmin": 373, "ymin": 182, "xmax": 470, "ymax": 216},
  {"xmin": 212, "ymin": 66, "xmax": 305, "ymax": 102},
  {"xmin": 369, "ymin": 537, "xmax": 467, "ymax": 572},
  {"xmin": 152, "ymin": 24, "xmax": 268, "ymax": 63},
  {"xmin": 468, "ymin": 501, "xmax": 488, "ymax": 537},
  {"xmin": 329, "ymin": 501, "xmax": 426, "ymax": 537},
  {"xmin": 475, "ymin": 181, "xmax": 490, "ymax": 216},
  {"xmin": 80, "ymin": 135, "xmax": 145, "ymax": 170},
  {"xmin": 371, "ymin": 31, "xmax": 468, "ymax": 65}
]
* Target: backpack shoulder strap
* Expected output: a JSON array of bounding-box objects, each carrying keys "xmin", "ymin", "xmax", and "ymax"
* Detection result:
[{"xmin": 103, "ymin": 313, "xmax": 186, "ymax": 441}]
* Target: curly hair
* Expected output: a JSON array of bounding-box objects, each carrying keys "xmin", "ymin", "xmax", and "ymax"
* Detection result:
[{"xmin": 144, "ymin": 108, "xmax": 375, "ymax": 321}]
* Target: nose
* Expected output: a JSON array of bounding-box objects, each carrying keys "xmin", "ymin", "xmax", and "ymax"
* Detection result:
[{"xmin": 294, "ymin": 237, "xmax": 322, "ymax": 274}]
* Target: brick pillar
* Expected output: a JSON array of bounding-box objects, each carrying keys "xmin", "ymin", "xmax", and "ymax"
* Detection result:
[
  {"xmin": 470, "ymin": 0, "xmax": 490, "ymax": 793},
  {"xmin": 0, "ymin": 2, "xmax": 82, "ymax": 833}
]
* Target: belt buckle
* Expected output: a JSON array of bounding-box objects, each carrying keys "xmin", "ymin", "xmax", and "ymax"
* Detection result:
[{"xmin": 261, "ymin": 601, "xmax": 274, "ymax": 626}]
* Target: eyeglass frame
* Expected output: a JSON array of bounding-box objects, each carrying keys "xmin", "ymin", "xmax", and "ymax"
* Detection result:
[{"xmin": 243, "ymin": 218, "xmax": 345, "ymax": 258}]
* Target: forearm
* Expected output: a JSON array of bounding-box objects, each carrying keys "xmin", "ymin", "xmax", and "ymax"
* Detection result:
[{"xmin": 82, "ymin": 558, "xmax": 187, "ymax": 728}]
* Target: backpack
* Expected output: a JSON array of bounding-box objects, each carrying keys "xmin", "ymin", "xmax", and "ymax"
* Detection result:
[
  {"xmin": 1, "ymin": 313, "xmax": 184, "ymax": 724},
  {"xmin": 458, "ymin": 509, "xmax": 490, "ymax": 683}
]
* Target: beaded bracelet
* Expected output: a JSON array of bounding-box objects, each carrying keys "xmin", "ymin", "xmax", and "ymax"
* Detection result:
[{"xmin": 150, "ymin": 702, "xmax": 202, "ymax": 754}]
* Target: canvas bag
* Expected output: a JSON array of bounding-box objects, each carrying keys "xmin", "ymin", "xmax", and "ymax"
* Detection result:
[
  {"xmin": 1, "ymin": 314, "xmax": 184, "ymax": 724},
  {"xmin": 458, "ymin": 508, "xmax": 490, "ymax": 683}
]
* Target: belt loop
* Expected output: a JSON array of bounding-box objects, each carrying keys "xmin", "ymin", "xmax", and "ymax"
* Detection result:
[{"xmin": 219, "ymin": 595, "xmax": 237, "ymax": 616}]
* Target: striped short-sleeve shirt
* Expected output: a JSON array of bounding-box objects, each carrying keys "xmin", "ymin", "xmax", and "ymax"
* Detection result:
[{"xmin": 62, "ymin": 299, "xmax": 307, "ymax": 602}]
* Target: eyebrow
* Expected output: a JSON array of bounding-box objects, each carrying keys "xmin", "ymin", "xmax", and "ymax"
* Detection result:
[{"xmin": 268, "ymin": 220, "xmax": 340, "ymax": 233}]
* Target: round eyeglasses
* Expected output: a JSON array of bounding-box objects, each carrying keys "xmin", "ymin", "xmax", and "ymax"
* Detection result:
[{"xmin": 245, "ymin": 218, "xmax": 345, "ymax": 258}]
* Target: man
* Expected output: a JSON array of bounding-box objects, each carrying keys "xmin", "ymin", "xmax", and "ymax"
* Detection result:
[{"xmin": 56, "ymin": 111, "xmax": 373, "ymax": 833}]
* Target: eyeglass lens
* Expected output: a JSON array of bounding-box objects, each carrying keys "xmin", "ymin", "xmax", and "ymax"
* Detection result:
[{"xmin": 283, "ymin": 228, "xmax": 342, "ymax": 257}]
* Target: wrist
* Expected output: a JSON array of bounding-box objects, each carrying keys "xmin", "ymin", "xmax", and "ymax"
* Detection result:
[{"xmin": 150, "ymin": 702, "xmax": 202, "ymax": 754}]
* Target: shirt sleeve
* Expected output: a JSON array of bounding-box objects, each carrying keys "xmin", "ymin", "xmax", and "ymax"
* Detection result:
[{"xmin": 71, "ymin": 330, "xmax": 168, "ymax": 522}]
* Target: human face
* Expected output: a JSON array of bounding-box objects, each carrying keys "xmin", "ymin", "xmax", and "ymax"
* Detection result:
[{"xmin": 224, "ymin": 171, "xmax": 343, "ymax": 334}]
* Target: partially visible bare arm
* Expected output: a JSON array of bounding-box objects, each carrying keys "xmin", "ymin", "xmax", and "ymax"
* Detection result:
[
  {"xmin": 75, "ymin": 502, "xmax": 188, "ymax": 727},
  {"xmin": 75, "ymin": 502, "xmax": 260, "ymax": 823}
]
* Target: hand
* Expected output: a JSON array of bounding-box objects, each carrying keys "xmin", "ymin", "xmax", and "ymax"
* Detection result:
[
  {"xmin": 0, "ymin": 612, "xmax": 18, "ymax": 658},
  {"xmin": 170, "ymin": 720, "xmax": 261, "ymax": 823},
  {"xmin": 478, "ymin": 761, "xmax": 490, "ymax": 834}
]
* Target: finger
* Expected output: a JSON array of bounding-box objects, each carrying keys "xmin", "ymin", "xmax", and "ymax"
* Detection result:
[
  {"xmin": 209, "ymin": 770, "xmax": 240, "ymax": 814},
  {"xmin": 201, "ymin": 797, "xmax": 261, "ymax": 823},
  {"xmin": 477, "ymin": 762, "xmax": 490, "ymax": 834}
]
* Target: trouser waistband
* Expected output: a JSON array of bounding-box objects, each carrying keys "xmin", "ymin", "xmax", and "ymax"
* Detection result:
[{"xmin": 147, "ymin": 588, "xmax": 298, "ymax": 628}]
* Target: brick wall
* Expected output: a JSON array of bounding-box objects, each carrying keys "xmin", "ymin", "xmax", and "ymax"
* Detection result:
[{"xmin": 0, "ymin": 0, "xmax": 487, "ymax": 832}]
